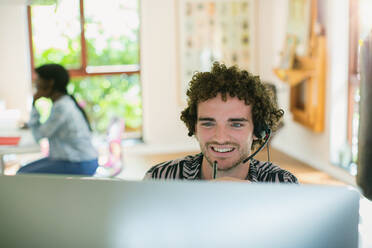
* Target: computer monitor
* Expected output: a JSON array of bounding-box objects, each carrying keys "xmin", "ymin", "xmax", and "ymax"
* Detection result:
[{"xmin": 0, "ymin": 175, "xmax": 359, "ymax": 248}]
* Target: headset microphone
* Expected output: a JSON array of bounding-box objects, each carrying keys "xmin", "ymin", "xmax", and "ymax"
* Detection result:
[
  {"xmin": 212, "ymin": 161, "xmax": 218, "ymax": 179},
  {"xmin": 242, "ymin": 128, "xmax": 271, "ymax": 164}
]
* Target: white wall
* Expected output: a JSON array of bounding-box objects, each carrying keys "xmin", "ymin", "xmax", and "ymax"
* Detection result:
[
  {"xmin": 140, "ymin": 0, "xmax": 199, "ymax": 151},
  {"xmin": 259, "ymin": 0, "xmax": 355, "ymax": 185},
  {"xmin": 0, "ymin": 4, "xmax": 32, "ymax": 120},
  {"xmin": 326, "ymin": 0, "xmax": 351, "ymax": 166}
]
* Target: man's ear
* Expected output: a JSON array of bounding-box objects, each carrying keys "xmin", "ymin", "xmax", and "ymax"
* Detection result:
[{"xmin": 252, "ymin": 127, "xmax": 260, "ymax": 141}]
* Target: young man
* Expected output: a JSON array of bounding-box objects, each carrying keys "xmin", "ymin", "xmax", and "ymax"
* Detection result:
[{"xmin": 144, "ymin": 62, "xmax": 298, "ymax": 183}]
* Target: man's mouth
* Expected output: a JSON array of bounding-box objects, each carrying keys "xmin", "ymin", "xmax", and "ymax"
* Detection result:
[{"xmin": 211, "ymin": 146, "xmax": 235, "ymax": 153}]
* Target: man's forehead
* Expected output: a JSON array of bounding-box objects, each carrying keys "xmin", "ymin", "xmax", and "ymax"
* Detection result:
[
  {"xmin": 197, "ymin": 98, "xmax": 252, "ymax": 120},
  {"xmin": 197, "ymin": 95, "xmax": 252, "ymax": 109}
]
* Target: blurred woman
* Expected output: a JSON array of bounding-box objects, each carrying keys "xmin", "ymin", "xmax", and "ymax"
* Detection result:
[{"xmin": 17, "ymin": 64, "xmax": 98, "ymax": 175}]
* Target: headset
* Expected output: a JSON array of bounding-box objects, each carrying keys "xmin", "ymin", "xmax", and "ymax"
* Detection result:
[
  {"xmin": 212, "ymin": 122, "xmax": 272, "ymax": 179},
  {"xmin": 242, "ymin": 123, "xmax": 271, "ymax": 164}
]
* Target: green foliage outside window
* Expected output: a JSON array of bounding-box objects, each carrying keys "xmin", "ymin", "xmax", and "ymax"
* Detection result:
[
  {"xmin": 34, "ymin": 97, "xmax": 52, "ymax": 124},
  {"xmin": 33, "ymin": 36, "xmax": 139, "ymax": 69},
  {"xmin": 31, "ymin": 0, "xmax": 142, "ymax": 134},
  {"xmin": 33, "ymin": 37, "xmax": 142, "ymax": 134},
  {"xmin": 86, "ymin": 37, "xmax": 139, "ymax": 66},
  {"xmin": 67, "ymin": 74, "xmax": 142, "ymax": 133},
  {"xmin": 34, "ymin": 74, "xmax": 142, "ymax": 134},
  {"xmin": 33, "ymin": 38, "xmax": 81, "ymax": 68}
]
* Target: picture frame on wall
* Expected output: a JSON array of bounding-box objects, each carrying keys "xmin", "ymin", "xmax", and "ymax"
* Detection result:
[{"xmin": 176, "ymin": 0, "xmax": 257, "ymax": 105}]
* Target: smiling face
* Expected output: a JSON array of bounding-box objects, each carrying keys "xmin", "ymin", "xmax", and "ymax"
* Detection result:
[{"xmin": 195, "ymin": 94, "xmax": 255, "ymax": 179}]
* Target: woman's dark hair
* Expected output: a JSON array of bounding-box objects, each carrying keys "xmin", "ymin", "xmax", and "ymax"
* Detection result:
[
  {"xmin": 35, "ymin": 64, "xmax": 92, "ymax": 131},
  {"xmin": 180, "ymin": 62, "xmax": 284, "ymax": 149}
]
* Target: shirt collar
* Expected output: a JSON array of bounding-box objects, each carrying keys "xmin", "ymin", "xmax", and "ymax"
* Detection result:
[{"xmin": 183, "ymin": 153, "xmax": 257, "ymax": 182}]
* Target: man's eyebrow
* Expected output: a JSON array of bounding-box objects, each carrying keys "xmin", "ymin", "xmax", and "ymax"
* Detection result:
[
  {"xmin": 197, "ymin": 117, "xmax": 215, "ymax": 122},
  {"xmin": 228, "ymin": 118, "xmax": 248, "ymax": 122}
]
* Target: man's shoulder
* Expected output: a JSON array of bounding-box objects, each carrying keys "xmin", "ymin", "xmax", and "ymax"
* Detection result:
[
  {"xmin": 143, "ymin": 153, "xmax": 202, "ymax": 180},
  {"xmin": 252, "ymin": 159, "xmax": 299, "ymax": 184}
]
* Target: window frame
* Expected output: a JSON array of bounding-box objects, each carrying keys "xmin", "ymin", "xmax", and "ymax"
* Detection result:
[{"xmin": 27, "ymin": 0, "xmax": 141, "ymax": 79}]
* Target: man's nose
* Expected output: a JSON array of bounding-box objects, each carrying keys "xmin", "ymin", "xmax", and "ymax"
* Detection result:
[{"xmin": 213, "ymin": 125, "xmax": 228, "ymax": 143}]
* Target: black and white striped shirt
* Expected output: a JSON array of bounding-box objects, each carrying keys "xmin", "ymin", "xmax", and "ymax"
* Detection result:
[{"xmin": 144, "ymin": 153, "xmax": 298, "ymax": 183}]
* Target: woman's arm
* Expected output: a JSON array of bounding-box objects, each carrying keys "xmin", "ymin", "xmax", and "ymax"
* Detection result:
[{"xmin": 28, "ymin": 103, "xmax": 68, "ymax": 141}]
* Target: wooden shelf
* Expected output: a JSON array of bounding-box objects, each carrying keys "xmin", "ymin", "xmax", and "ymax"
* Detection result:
[
  {"xmin": 273, "ymin": 68, "xmax": 314, "ymax": 86},
  {"xmin": 274, "ymin": 35, "xmax": 326, "ymax": 133}
]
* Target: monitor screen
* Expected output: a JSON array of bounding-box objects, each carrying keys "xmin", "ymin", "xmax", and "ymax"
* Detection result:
[{"xmin": 0, "ymin": 175, "xmax": 359, "ymax": 248}]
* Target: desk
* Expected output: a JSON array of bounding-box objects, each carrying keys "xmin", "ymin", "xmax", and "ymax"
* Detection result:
[{"xmin": 0, "ymin": 130, "xmax": 40, "ymax": 174}]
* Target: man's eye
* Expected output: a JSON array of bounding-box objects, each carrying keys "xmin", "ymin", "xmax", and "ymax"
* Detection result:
[
  {"xmin": 231, "ymin": 123, "xmax": 244, "ymax": 128},
  {"xmin": 201, "ymin": 122, "xmax": 214, "ymax": 127}
]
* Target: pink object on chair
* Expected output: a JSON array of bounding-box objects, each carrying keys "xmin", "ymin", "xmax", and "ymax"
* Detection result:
[{"xmin": 95, "ymin": 117, "xmax": 125, "ymax": 177}]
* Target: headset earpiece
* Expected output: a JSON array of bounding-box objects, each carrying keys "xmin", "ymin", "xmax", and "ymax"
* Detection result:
[
  {"xmin": 242, "ymin": 125, "xmax": 272, "ymax": 164},
  {"xmin": 254, "ymin": 123, "xmax": 269, "ymax": 140}
]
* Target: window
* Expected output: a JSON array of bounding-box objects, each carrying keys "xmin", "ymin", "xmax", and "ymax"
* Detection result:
[
  {"xmin": 28, "ymin": 0, "xmax": 142, "ymax": 136},
  {"xmin": 347, "ymin": 0, "xmax": 372, "ymax": 173}
]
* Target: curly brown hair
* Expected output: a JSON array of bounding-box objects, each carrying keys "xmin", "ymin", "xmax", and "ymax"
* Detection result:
[{"xmin": 180, "ymin": 62, "xmax": 284, "ymax": 149}]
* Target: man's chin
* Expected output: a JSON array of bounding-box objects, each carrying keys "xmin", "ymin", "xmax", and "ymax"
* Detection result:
[
  {"xmin": 216, "ymin": 163, "xmax": 239, "ymax": 172},
  {"xmin": 211, "ymin": 159, "xmax": 243, "ymax": 172}
]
